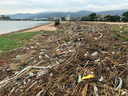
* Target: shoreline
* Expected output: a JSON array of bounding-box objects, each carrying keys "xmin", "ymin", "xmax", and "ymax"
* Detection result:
[
  {"xmin": 2, "ymin": 22, "xmax": 55, "ymax": 36},
  {"xmin": 2, "ymin": 21, "xmax": 128, "ymax": 36}
]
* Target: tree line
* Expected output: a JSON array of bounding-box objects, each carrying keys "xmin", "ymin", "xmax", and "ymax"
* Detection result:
[{"xmin": 81, "ymin": 11, "xmax": 128, "ymax": 22}]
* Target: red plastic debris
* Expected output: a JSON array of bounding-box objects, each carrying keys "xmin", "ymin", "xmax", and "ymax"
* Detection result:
[
  {"xmin": 59, "ymin": 51, "xmax": 63, "ymax": 53},
  {"xmin": 2, "ymin": 62, "xmax": 6, "ymax": 64},
  {"xmin": 57, "ymin": 25, "xmax": 60, "ymax": 27},
  {"xmin": 0, "ymin": 34, "xmax": 3, "ymax": 36}
]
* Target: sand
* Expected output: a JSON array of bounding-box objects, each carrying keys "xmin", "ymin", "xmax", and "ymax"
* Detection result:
[{"xmin": 23, "ymin": 22, "xmax": 57, "ymax": 32}]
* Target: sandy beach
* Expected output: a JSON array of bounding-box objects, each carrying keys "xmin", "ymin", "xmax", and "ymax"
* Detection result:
[{"xmin": 23, "ymin": 22, "xmax": 57, "ymax": 32}]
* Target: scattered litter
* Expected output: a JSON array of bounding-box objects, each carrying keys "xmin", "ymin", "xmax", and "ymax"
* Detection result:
[
  {"xmin": 56, "ymin": 49, "xmax": 60, "ymax": 52},
  {"xmin": 120, "ymin": 26, "xmax": 123, "ymax": 29},
  {"xmin": 99, "ymin": 76, "xmax": 104, "ymax": 82},
  {"xmin": 41, "ymin": 49, "xmax": 45, "ymax": 51},
  {"xmin": 95, "ymin": 58, "xmax": 100, "ymax": 62},
  {"xmin": 30, "ymin": 46, "xmax": 34, "ymax": 49},
  {"xmin": 84, "ymin": 52, "xmax": 88, "ymax": 57},
  {"xmin": 78, "ymin": 75, "xmax": 82, "ymax": 83},
  {"xmin": 115, "ymin": 77, "xmax": 123, "ymax": 91},
  {"xmin": 82, "ymin": 74, "xmax": 95, "ymax": 80},
  {"xmin": 121, "ymin": 91, "xmax": 127, "ymax": 96},
  {"xmin": 39, "ymin": 55, "xmax": 42, "ymax": 59},
  {"xmin": 2, "ymin": 61, "xmax": 6, "ymax": 64},
  {"xmin": 91, "ymin": 52, "xmax": 98, "ymax": 56},
  {"xmin": 40, "ymin": 52, "xmax": 44, "ymax": 54},
  {"xmin": 94, "ymin": 38, "xmax": 98, "ymax": 40},
  {"xmin": 37, "ymin": 70, "xmax": 48, "ymax": 78},
  {"xmin": 0, "ymin": 22, "xmax": 127, "ymax": 96},
  {"xmin": 120, "ymin": 31, "xmax": 123, "ymax": 33},
  {"xmin": 29, "ymin": 72, "xmax": 34, "ymax": 77},
  {"xmin": 45, "ymin": 54, "xmax": 50, "ymax": 58},
  {"xmin": 16, "ymin": 55, "xmax": 20, "ymax": 58},
  {"xmin": 67, "ymin": 90, "xmax": 70, "ymax": 93},
  {"xmin": 69, "ymin": 82, "xmax": 72, "ymax": 88},
  {"xmin": 93, "ymin": 85, "xmax": 99, "ymax": 96},
  {"xmin": 36, "ymin": 90, "xmax": 43, "ymax": 96}
]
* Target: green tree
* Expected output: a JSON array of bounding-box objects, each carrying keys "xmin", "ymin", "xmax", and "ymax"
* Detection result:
[
  {"xmin": 112, "ymin": 15, "xmax": 121, "ymax": 22},
  {"xmin": 104, "ymin": 15, "xmax": 112, "ymax": 21},
  {"xmin": 99, "ymin": 18, "xmax": 103, "ymax": 21},
  {"xmin": 61, "ymin": 17, "xmax": 65, "ymax": 21},
  {"xmin": 104, "ymin": 15, "xmax": 120, "ymax": 22},
  {"xmin": 122, "ymin": 11, "xmax": 128, "ymax": 17},
  {"xmin": 54, "ymin": 20, "xmax": 60, "ymax": 26},
  {"xmin": 89, "ymin": 13, "xmax": 96, "ymax": 21},
  {"xmin": 122, "ymin": 11, "xmax": 128, "ymax": 22},
  {"xmin": 108, "ymin": 15, "xmax": 121, "ymax": 22}
]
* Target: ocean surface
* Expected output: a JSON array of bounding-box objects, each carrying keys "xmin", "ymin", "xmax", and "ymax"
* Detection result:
[{"xmin": 0, "ymin": 21, "xmax": 51, "ymax": 34}]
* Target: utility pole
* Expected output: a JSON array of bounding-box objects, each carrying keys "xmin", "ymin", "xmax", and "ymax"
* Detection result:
[{"xmin": 58, "ymin": 14, "xmax": 59, "ymax": 20}]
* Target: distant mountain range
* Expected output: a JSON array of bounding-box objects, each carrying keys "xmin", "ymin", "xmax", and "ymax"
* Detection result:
[{"xmin": 8, "ymin": 9, "xmax": 128, "ymax": 19}]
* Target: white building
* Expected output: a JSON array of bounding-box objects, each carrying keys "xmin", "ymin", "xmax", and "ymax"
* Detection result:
[{"xmin": 65, "ymin": 15, "xmax": 70, "ymax": 21}]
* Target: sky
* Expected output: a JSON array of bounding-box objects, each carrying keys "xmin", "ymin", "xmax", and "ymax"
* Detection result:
[{"xmin": 0, "ymin": 0, "xmax": 128, "ymax": 15}]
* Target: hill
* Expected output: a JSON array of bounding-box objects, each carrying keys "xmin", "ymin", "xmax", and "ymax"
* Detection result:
[{"xmin": 8, "ymin": 9, "xmax": 128, "ymax": 19}]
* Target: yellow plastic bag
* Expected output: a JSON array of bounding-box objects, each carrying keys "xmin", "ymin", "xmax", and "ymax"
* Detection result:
[{"xmin": 82, "ymin": 74, "xmax": 95, "ymax": 80}]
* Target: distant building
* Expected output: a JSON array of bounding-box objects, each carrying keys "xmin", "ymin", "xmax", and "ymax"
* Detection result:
[
  {"xmin": 70, "ymin": 17, "xmax": 81, "ymax": 21},
  {"xmin": 97, "ymin": 15, "xmax": 106, "ymax": 19},
  {"xmin": 41, "ymin": 18, "xmax": 47, "ymax": 21},
  {"xmin": 65, "ymin": 15, "xmax": 70, "ymax": 21},
  {"xmin": 47, "ymin": 16, "xmax": 56, "ymax": 21},
  {"xmin": 81, "ymin": 15, "xmax": 90, "ymax": 20},
  {"xmin": 34, "ymin": 18, "xmax": 38, "ymax": 21}
]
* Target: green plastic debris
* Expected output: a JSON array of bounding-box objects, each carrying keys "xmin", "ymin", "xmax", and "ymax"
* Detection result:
[
  {"xmin": 67, "ymin": 90, "xmax": 70, "ymax": 93},
  {"xmin": 113, "ymin": 46, "xmax": 118, "ymax": 49}
]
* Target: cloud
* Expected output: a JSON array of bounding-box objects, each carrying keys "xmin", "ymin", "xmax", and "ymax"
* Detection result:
[
  {"xmin": 0, "ymin": 0, "xmax": 128, "ymax": 14},
  {"xmin": 83, "ymin": 3, "xmax": 128, "ymax": 12}
]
